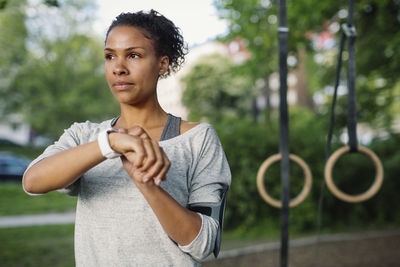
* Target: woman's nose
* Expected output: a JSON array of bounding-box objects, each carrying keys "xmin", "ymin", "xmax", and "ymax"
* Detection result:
[{"xmin": 113, "ymin": 61, "xmax": 128, "ymax": 75}]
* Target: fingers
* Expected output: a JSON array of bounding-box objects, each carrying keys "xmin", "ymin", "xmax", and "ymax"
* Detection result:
[
  {"xmin": 137, "ymin": 138, "xmax": 156, "ymax": 173},
  {"xmin": 143, "ymin": 142, "xmax": 170, "ymax": 185},
  {"xmin": 152, "ymin": 147, "xmax": 170, "ymax": 185},
  {"xmin": 121, "ymin": 153, "xmax": 148, "ymax": 182},
  {"xmin": 117, "ymin": 125, "xmax": 170, "ymax": 185}
]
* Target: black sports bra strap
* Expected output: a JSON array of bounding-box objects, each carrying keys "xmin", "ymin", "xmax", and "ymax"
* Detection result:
[
  {"xmin": 110, "ymin": 113, "xmax": 181, "ymax": 141},
  {"xmin": 160, "ymin": 114, "xmax": 181, "ymax": 141},
  {"xmin": 110, "ymin": 116, "xmax": 119, "ymax": 127}
]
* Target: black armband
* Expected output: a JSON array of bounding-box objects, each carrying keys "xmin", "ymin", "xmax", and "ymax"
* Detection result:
[{"xmin": 188, "ymin": 186, "xmax": 229, "ymax": 258}]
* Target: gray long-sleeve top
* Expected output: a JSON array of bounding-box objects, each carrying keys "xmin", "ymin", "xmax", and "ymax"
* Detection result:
[{"xmin": 23, "ymin": 119, "xmax": 231, "ymax": 266}]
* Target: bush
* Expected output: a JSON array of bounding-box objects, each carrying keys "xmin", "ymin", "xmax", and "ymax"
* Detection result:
[{"xmin": 215, "ymin": 108, "xmax": 400, "ymax": 234}]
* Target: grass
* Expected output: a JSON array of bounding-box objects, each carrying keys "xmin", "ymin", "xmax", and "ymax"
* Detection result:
[
  {"xmin": 0, "ymin": 224, "xmax": 75, "ymax": 267},
  {"xmin": 1, "ymin": 144, "xmax": 77, "ymax": 216},
  {"xmin": 0, "ymin": 182, "xmax": 77, "ymax": 216}
]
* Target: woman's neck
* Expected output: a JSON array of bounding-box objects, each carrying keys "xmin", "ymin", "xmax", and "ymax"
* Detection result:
[{"xmin": 117, "ymin": 101, "xmax": 168, "ymax": 130}]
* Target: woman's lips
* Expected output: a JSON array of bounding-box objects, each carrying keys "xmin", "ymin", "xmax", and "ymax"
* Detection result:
[{"xmin": 113, "ymin": 82, "xmax": 134, "ymax": 91}]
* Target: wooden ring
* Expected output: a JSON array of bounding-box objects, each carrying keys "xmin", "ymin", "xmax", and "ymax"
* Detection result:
[
  {"xmin": 257, "ymin": 154, "xmax": 312, "ymax": 208},
  {"xmin": 325, "ymin": 146, "xmax": 384, "ymax": 203}
]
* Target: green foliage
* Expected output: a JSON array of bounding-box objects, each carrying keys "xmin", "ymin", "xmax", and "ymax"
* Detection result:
[
  {"xmin": 182, "ymin": 54, "xmax": 254, "ymax": 123},
  {"xmin": 44, "ymin": 0, "xmax": 59, "ymax": 7},
  {"xmin": 214, "ymin": 0, "xmax": 279, "ymax": 80},
  {"xmin": 321, "ymin": 0, "xmax": 400, "ymax": 130},
  {"xmin": 0, "ymin": 0, "xmax": 7, "ymax": 10},
  {"xmin": 215, "ymin": 108, "xmax": 400, "ymax": 233},
  {"xmin": 9, "ymin": 34, "xmax": 119, "ymax": 137},
  {"xmin": 217, "ymin": 108, "xmax": 326, "ymax": 232},
  {"xmin": 0, "ymin": 225, "xmax": 74, "ymax": 266},
  {"xmin": 0, "ymin": 0, "xmax": 119, "ymax": 138},
  {"xmin": 0, "ymin": 0, "xmax": 28, "ymax": 113},
  {"xmin": 215, "ymin": 0, "xmax": 400, "ymax": 129},
  {"xmin": 215, "ymin": 116, "xmax": 279, "ymax": 230},
  {"xmin": 207, "ymin": 0, "xmax": 400, "ymax": 233}
]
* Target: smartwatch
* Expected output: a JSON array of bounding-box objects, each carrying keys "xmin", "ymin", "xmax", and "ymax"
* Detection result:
[{"xmin": 98, "ymin": 127, "xmax": 121, "ymax": 159}]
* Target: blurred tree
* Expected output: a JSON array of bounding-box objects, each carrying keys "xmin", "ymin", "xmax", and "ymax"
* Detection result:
[
  {"xmin": 0, "ymin": 0, "xmax": 8, "ymax": 10},
  {"xmin": 44, "ymin": 0, "xmax": 59, "ymax": 7},
  {"xmin": 214, "ymin": 0, "xmax": 400, "ymax": 130},
  {"xmin": 10, "ymin": 34, "xmax": 118, "ymax": 137},
  {"xmin": 349, "ymin": 0, "xmax": 400, "ymax": 130},
  {"xmin": 181, "ymin": 54, "xmax": 254, "ymax": 123},
  {"xmin": 1, "ymin": 0, "xmax": 119, "ymax": 138},
  {"xmin": 0, "ymin": 0, "xmax": 28, "ymax": 119},
  {"xmin": 214, "ymin": 0, "xmax": 279, "ymax": 117}
]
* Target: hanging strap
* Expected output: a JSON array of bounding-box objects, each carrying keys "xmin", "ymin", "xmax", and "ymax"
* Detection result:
[
  {"xmin": 278, "ymin": 0, "xmax": 290, "ymax": 266},
  {"xmin": 345, "ymin": 0, "xmax": 358, "ymax": 152},
  {"xmin": 313, "ymin": 0, "xmax": 357, "ymax": 265},
  {"xmin": 323, "ymin": 0, "xmax": 358, "ymax": 157},
  {"xmin": 313, "ymin": 24, "xmax": 347, "ymax": 267}
]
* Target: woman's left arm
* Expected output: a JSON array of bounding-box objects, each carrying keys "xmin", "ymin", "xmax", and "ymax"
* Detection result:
[{"xmin": 134, "ymin": 178, "xmax": 202, "ymax": 245}]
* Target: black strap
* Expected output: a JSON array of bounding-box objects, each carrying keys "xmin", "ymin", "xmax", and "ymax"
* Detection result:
[
  {"xmin": 159, "ymin": 114, "xmax": 181, "ymax": 141},
  {"xmin": 188, "ymin": 186, "xmax": 229, "ymax": 258},
  {"xmin": 313, "ymin": 0, "xmax": 357, "ymax": 265},
  {"xmin": 313, "ymin": 27, "xmax": 347, "ymax": 267},
  {"xmin": 278, "ymin": 0, "xmax": 290, "ymax": 266},
  {"xmin": 110, "ymin": 116, "xmax": 119, "ymax": 127},
  {"xmin": 346, "ymin": 0, "xmax": 358, "ymax": 152}
]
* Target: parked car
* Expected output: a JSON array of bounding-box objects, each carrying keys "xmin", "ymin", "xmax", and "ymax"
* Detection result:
[
  {"xmin": 0, "ymin": 152, "xmax": 31, "ymax": 182},
  {"xmin": 0, "ymin": 138, "xmax": 22, "ymax": 147}
]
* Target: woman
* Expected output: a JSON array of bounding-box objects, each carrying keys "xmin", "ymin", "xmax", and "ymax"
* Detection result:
[{"xmin": 23, "ymin": 10, "xmax": 231, "ymax": 266}]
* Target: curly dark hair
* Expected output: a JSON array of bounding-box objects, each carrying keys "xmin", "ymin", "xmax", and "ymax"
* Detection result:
[{"xmin": 106, "ymin": 10, "xmax": 187, "ymax": 78}]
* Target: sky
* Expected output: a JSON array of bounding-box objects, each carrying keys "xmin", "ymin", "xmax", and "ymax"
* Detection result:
[{"xmin": 94, "ymin": 0, "xmax": 228, "ymax": 47}]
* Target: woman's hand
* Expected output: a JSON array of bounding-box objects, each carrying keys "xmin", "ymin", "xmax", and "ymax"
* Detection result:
[{"xmin": 109, "ymin": 126, "xmax": 170, "ymax": 185}]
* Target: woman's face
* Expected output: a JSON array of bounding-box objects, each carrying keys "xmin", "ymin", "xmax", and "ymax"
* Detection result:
[{"xmin": 104, "ymin": 26, "xmax": 168, "ymax": 106}]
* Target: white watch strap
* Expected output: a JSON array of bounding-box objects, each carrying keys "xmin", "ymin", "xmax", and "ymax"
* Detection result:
[{"xmin": 98, "ymin": 128, "xmax": 121, "ymax": 159}]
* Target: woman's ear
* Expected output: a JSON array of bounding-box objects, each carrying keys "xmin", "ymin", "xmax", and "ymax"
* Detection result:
[{"xmin": 159, "ymin": 56, "xmax": 169, "ymax": 76}]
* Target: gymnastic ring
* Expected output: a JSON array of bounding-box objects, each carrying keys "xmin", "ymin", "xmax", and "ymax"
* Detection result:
[
  {"xmin": 257, "ymin": 154, "xmax": 312, "ymax": 208},
  {"xmin": 325, "ymin": 146, "xmax": 384, "ymax": 203}
]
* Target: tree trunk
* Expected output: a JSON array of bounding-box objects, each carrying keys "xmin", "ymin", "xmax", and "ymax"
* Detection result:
[{"xmin": 295, "ymin": 46, "xmax": 314, "ymax": 110}]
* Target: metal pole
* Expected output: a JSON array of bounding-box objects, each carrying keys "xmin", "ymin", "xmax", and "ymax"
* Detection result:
[{"xmin": 278, "ymin": 0, "xmax": 290, "ymax": 266}]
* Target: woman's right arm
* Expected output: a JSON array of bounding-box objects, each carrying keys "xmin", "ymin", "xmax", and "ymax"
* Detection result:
[
  {"xmin": 23, "ymin": 140, "xmax": 105, "ymax": 194},
  {"xmin": 23, "ymin": 129, "xmax": 167, "ymax": 194}
]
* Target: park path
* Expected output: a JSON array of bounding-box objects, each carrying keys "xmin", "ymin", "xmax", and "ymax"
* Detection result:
[
  {"xmin": 0, "ymin": 211, "xmax": 75, "ymax": 228},
  {"xmin": 204, "ymin": 229, "xmax": 400, "ymax": 262},
  {"xmin": 205, "ymin": 230, "xmax": 400, "ymax": 267}
]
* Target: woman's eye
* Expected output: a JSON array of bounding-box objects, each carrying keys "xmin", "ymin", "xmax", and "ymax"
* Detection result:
[
  {"xmin": 129, "ymin": 53, "xmax": 140, "ymax": 59},
  {"xmin": 104, "ymin": 54, "xmax": 113, "ymax": 60}
]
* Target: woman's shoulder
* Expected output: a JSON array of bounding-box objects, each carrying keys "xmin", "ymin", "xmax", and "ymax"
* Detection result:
[
  {"xmin": 180, "ymin": 120, "xmax": 200, "ymax": 134},
  {"xmin": 180, "ymin": 120, "xmax": 218, "ymax": 136},
  {"xmin": 175, "ymin": 120, "xmax": 220, "ymax": 145}
]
